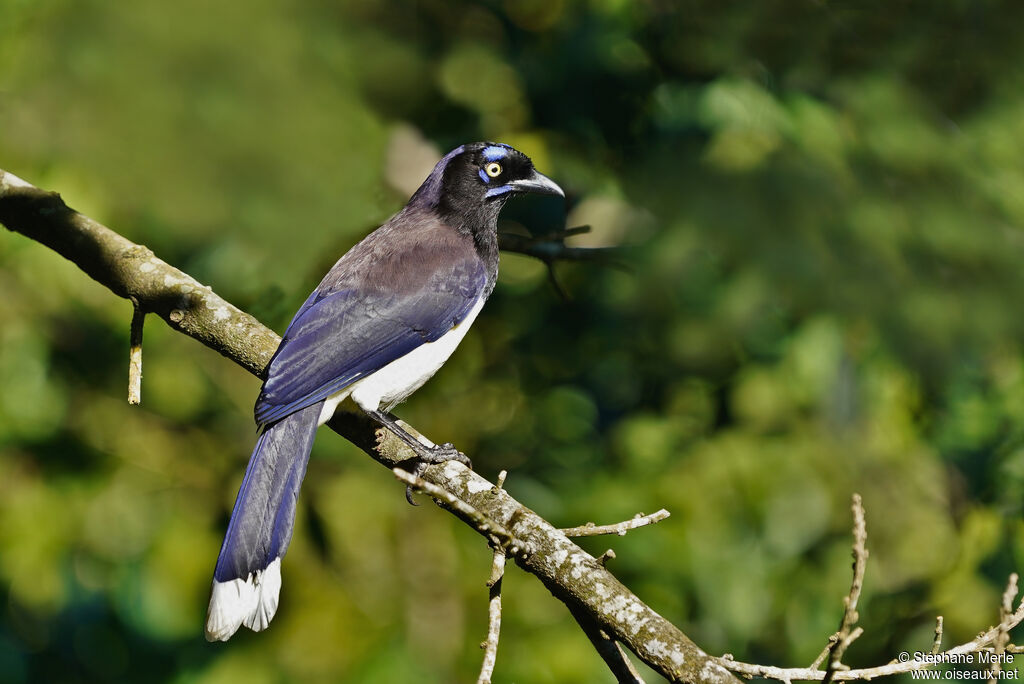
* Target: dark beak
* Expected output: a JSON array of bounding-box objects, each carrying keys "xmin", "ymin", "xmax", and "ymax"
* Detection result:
[{"xmin": 508, "ymin": 169, "xmax": 564, "ymax": 198}]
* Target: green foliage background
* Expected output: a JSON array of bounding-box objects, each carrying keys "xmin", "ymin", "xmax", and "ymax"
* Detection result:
[{"xmin": 2, "ymin": 1, "xmax": 1024, "ymax": 681}]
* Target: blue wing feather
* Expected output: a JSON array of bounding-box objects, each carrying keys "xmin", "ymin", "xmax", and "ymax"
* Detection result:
[{"xmin": 254, "ymin": 223, "xmax": 488, "ymax": 427}]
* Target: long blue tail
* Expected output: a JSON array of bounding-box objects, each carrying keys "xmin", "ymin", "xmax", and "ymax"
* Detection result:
[{"xmin": 205, "ymin": 400, "xmax": 323, "ymax": 641}]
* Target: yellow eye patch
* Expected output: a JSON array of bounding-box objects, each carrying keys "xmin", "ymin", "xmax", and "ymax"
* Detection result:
[{"xmin": 484, "ymin": 162, "xmax": 503, "ymax": 178}]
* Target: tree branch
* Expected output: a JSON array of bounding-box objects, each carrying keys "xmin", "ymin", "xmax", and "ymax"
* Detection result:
[
  {"xmin": 561, "ymin": 509, "xmax": 671, "ymax": 538},
  {"xmin": 477, "ymin": 548, "xmax": 506, "ymax": 684},
  {"xmin": 990, "ymin": 573, "xmax": 1018, "ymax": 682},
  {"xmin": 822, "ymin": 494, "xmax": 868, "ymax": 683},
  {"xmin": 497, "ymin": 227, "xmax": 626, "ymax": 268},
  {"xmin": 0, "ymin": 168, "xmax": 738, "ymax": 684},
  {"xmin": 498, "ymin": 227, "xmax": 628, "ymax": 301},
  {"xmin": 0, "ymin": 170, "xmax": 278, "ymax": 377},
  {"xmin": 393, "ymin": 467, "xmax": 518, "ymax": 553}
]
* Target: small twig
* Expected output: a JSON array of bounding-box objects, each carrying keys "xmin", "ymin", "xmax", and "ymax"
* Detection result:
[
  {"xmin": 809, "ymin": 641, "xmax": 834, "ymax": 670},
  {"xmin": 822, "ymin": 494, "xmax": 868, "ymax": 684},
  {"xmin": 477, "ymin": 548, "xmax": 506, "ymax": 684},
  {"xmin": 499, "ymin": 225, "xmax": 626, "ymax": 301},
  {"xmin": 839, "ymin": 628, "xmax": 863, "ymax": 654},
  {"xmin": 568, "ymin": 604, "xmax": 646, "ymax": 684},
  {"xmin": 497, "ymin": 228, "xmax": 629, "ymax": 271},
  {"xmin": 561, "ymin": 509, "xmax": 671, "ymax": 538},
  {"xmin": 554, "ymin": 225, "xmax": 593, "ymax": 239},
  {"xmin": 546, "ymin": 262, "xmax": 570, "ymax": 301},
  {"xmin": 392, "ymin": 468, "xmax": 517, "ymax": 552},
  {"xmin": 495, "ymin": 470, "xmax": 507, "ymax": 492},
  {"xmin": 931, "ymin": 616, "xmax": 944, "ymax": 655},
  {"xmin": 990, "ymin": 573, "xmax": 1018, "ymax": 682},
  {"xmin": 128, "ymin": 298, "xmax": 145, "ymax": 405}
]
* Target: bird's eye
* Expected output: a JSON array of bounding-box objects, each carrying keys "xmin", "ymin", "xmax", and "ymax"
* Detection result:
[{"xmin": 484, "ymin": 162, "xmax": 503, "ymax": 178}]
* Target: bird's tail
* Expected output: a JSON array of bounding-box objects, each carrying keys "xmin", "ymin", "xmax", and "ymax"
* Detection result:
[{"xmin": 205, "ymin": 400, "xmax": 324, "ymax": 642}]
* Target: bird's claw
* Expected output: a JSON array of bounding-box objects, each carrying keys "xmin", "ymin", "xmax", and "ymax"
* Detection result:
[
  {"xmin": 436, "ymin": 442, "xmax": 472, "ymax": 469},
  {"xmin": 418, "ymin": 442, "xmax": 472, "ymax": 469},
  {"xmin": 404, "ymin": 443, "xmax": 472, "ymax": 506},
  {"xmin": 405, "ymin": 461, "xmax": 426, "ymax": 506}
]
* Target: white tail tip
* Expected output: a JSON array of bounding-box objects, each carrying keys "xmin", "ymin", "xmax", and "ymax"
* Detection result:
[{"xmin": 205, "ymin": 558, "xmax": 282, "ymax": 641}]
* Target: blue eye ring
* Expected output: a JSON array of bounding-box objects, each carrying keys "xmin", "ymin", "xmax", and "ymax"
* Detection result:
[{"xmin": 484, "ymin": 162, "xmax": 503, "ymax": 178}]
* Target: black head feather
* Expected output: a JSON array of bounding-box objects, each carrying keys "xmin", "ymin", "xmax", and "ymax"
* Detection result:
[
  {"xmin": 400, "ymin": 142, "xmax": 563, "ymax": 281},
  {"xmin": 409, "ymin": 142, "xmax": 562, "ymax": 230}
]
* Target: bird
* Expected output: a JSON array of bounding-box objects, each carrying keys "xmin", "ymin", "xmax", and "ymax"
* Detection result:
[{"xmin": 205, "ymin": 141, "xmax": 563, "ymax": 641}]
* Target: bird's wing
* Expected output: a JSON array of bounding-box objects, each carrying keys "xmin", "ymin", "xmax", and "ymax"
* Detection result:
[{"xmin": 253, "ymin": 253, "xmax": 486, "ymax": 427}]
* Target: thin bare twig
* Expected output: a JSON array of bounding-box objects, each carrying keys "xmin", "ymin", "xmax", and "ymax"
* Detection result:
[
  {"xmin": 498, "ymin": 225, "xmax": 627, "ymax": 269},
  {"xmin": 498, "ymin": 225, "xmax": 629, "ymax": 301},
  {"xmin": 128, "ymin": 298, "xmax": 145, "ymax": 405},
  {"xmin": 931, "ymin": 616, "xmax": 944, "ymax": 655},
  {"xmin": 546, "ymin": 262, "xmax": 570, "ymax": 301},
  {"xmin": 989, "ymin": 573, "xmax": 1018, "ymax": 682},
  {"xmin": 561, "ymin": 509, "xmax": 671, "ymax": 537},
  {"xmin": 809, "ymin": 642, "xmax": 832, "ymax": 670},
  {"xmin": 392, "ymin": 468, "xmax": 516, "ymax": 552},
  {"xmin": 477, "ymin": 548, "xmax": 506, "ymax": 684},
  {"xmin": 568, "ymin": 603, "xmax": 646, "ymax": 684},
  {"xmin": 822, "ymin": 494, "xmax": 868, "ymax": 684}
]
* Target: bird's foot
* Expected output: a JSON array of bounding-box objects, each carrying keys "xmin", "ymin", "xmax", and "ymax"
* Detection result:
[
  {"xmin": 404, "ymin": 443, "xmax": 473, "ymax": 505},
  {"xmin": 422, "ymin": 442, "xmax": 472, "ymax": 468}
]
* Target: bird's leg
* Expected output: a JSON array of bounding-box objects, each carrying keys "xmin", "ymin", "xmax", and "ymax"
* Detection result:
[
  {"xmin": 365, "ymin": 410, "xmax": 472, "ymax": 504},
  {"xmin": 365, "ymin": 409, "xmax": 471, "ymax": 466}
]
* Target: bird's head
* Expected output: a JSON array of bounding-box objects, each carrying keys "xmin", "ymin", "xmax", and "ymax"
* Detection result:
[{"xmin": 409, "ymin": 142, "xmax": 563, "ymax": 224}]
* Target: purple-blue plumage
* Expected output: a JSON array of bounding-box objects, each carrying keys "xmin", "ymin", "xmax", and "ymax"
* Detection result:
[
  {"xmin": 407, "ymin": 144, "xmax": 467, "ymax": 208},
  {"xmin": 213, "ymin": 401, "xmax": 322, "ymax": 584},
  {"xmin": 254, "ymin": 210, "xmax": 489, "ymax": 427}
]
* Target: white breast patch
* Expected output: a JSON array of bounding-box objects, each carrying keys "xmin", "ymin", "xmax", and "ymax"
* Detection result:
[{"xmin": 317, "ymin": 296, "xmax": 486, "ymax": 425}]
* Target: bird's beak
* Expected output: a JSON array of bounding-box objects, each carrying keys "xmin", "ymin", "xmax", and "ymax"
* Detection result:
[{"xmin": 508, "ymin": 170, "xmax": 564, "ymax": 198}]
